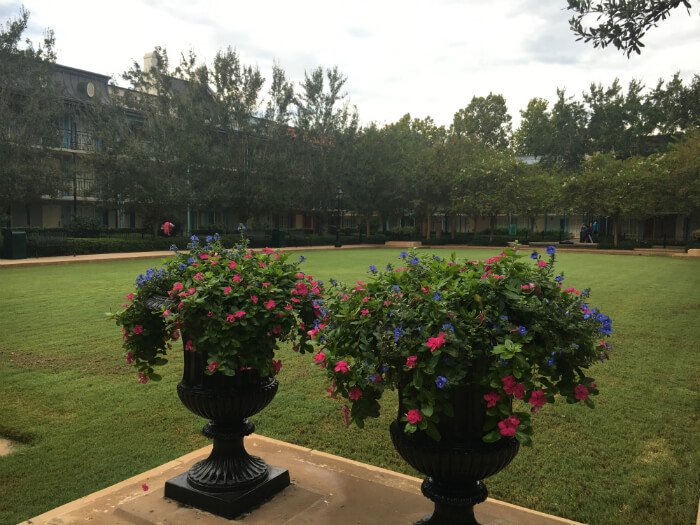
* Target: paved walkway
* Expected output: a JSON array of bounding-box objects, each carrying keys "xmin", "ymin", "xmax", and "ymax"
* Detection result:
[
  {"xmin": 0, "ymin": 244, "xmax": 691, "ymax": 269},
  {"xmin": 21, "ymin": 434, "xmax": 583, "ymax": 525}
]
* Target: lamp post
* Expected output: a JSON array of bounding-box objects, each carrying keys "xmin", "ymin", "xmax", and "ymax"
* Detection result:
[{"xmin": 334, "ymin": 187, "xmax": 343, "ymax": 248}]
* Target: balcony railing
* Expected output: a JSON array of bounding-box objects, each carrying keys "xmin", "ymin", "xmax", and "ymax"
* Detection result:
[{"xmin": 60, "ymin": 129, "xmax": 96, "ymax": 151}]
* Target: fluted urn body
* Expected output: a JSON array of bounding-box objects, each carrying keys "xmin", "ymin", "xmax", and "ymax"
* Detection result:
[
  {"xmin": 164, "ymin": 348, "xmax": 289, "ymax": 518},
  {"xmin": 390, "ymin": 375, "xmax": 519, "ymax": 525}
]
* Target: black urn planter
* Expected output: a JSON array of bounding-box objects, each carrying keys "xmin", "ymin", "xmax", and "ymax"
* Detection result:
[
  {"xmin": 390, "ymin": 378, "xmax": 520, "ymax": 525},
  {"xmin": 164, "ymin": 349, "xmax": 290, "ymax": 518}
]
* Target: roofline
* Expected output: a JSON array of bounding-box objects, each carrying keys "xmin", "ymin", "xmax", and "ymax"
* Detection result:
[{"xmin": 54, "ymin": 63, "xmax": 112, "ymax": 81}]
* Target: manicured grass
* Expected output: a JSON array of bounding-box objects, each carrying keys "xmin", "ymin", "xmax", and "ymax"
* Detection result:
[{"xmin": 1, "ymin": 248, "xmax": 698, "ymax": 524}]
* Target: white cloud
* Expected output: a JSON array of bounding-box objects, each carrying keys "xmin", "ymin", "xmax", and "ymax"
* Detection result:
[{"xmin": 11, "ymin": 0, "xmax": 700, "ymax": 127}]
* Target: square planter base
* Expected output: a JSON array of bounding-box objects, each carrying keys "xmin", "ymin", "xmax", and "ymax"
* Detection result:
[{"xmin": 164, "ymin": 466, "xmax": 290, "ymax": 519}]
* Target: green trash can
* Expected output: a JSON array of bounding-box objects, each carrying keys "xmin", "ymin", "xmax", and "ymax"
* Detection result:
[
  {"xmin": 2, "ymin": 230, "xmax": 27, "ymax": 259},
  {"xmin": 270, "ymin": 229, "xmax": 286, "ymax": 248}
]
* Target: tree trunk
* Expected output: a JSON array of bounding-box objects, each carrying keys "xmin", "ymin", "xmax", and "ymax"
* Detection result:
[
  {"xmin": 450, "ymin": 215, "xmax": 456, "ymax": 240},
  {"xmin": 489, "ymin": 214, "xmax": 496, "ymax": 242},
  {"xmin": 426, "ymin": 212, "xmax": 432, "ymax": 241},
  {"xmin": 613, "ymin": 214, "xmax": 621, "ymax": 248},
  {"xmin": 365, "ymin": 219, "xmax": 371, "ymax": 237}
]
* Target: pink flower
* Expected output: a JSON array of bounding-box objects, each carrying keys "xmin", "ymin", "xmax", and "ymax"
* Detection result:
[
  {"xmin": 126, "ymin": 351, "xmax": 133, "ymax": 364},
  {"xmin": 142, "ymin": 482, "xmax": 150, "ymax": 491},
  {"xmin": 348, "ymin": 387, "xmax": 363, "ymax": 401},
  {"xmin": 132, "ymin": 325, "xmax": 143, "ymax": 335},
  {"xmin": 234, "ymin": 310, "xmax": 246, "ymax": 318},
  {"xmin": 265, "ymin": 299, "xmax": 276, "ymax": 310},
  {"xmin": 188, "ymin": 287, "xmax": 196, "ymax": 295},
  {"xmin": 360, "ymin": 309, "xmax": 370, "ymax": 316},
  {"xmin": 226, "ymin": 313, "xmax": 236, "ymax": 323},
  {"xmin": 501, "ymin": 375, "xmax": 517, "ymax": 393},
  {"xmin": 296, "ymin": 272, "xmax": 305, "ymax": 279},
  {"xmin": 425, "ymin": 332, "xmax": 446, "ymax": 352},
  {"xmin": 383, "ymin": 300, "xmax": 392, "ymax": 307},
  {"xmin": 341, "ymin": 405, "xmax": 351, "ymax": 427},
  {"xmin": 484, "ymin": 391, "xmax": 501, "ymax": 408},
  {"xmin": 233, "ymin": 274, "xmax": 242, "ymax": 282},
  {"xmin": 512, "ymin": 383, "xmax": 526, "ymax": 400},
  {"xmin": 184, "ymin": 340, "xmax": 195, "ymax": 352},
  {"xmin": 126, "ymin": 293, "xmax": 135, "ymax": 301},
  {"xmin": 272, "ymin": 359, "xmax": 282, "ymax": 374},
  {"xmin": 228, "ymin": 261, "xmax": 237, "ymax": 269},
  {"xmin": 574, "ymin": 384, "xmax": 589, "ymax": 401},
  {"xmin": 421, "ymin": 286, "xmax": 430, "ymax": 293},
  {"xmin": 207, "ymin": 311, "xmax": 214, "ymax": 318},
  {"xmin": 528, "ymin": 390, "xmax": 547, "ymax": 410},
  {"xmin": 194, "ymin": 272, "xmax": 204, "ymax": 281},
  {"xmin": 406, "ymin": 356, "xmax": 418, "ymax": 368},
  {"xmin": 284, "ymin": 304, "xmax": 293, "ymax": 311},
  {"xmin": 171, "ymin": 329, "xmax": 180, "ymax": 340},
  {"xmin": 564, "ymin": 287, "xmax": 581, "ymax": 295},
  {"xmin": 492, "ymin": 274, "xmax": 505, "ymax": 280},
  {"xmin": 313, "ymin": 352, "xmax": 326, "ymax": 367},
  {"xmin": 521, "ymin": 283, "xmax": 535, "ymax": 291},
  {"xmin": 537, "ymin": 260, "xmax": 547, "ymax": 268},
  {"xmin": 208, "ymin": 361, "xmax": 219, "ymax": 373},
  {"xmin": 406, "ymin": 409, "xmax": 423, "ymax": 425},
  {"xmin": 334, "ymin": 361, "xmax": 350, "ymax": 374},
  {"xmin": 258, "ymin": 261, "xmax": 267, "ymax": 268},
  {"xmin": 223, "ymin": 286, "xmax": 232, "ymax": 294},
  {"xmin": 163, "ymin": 309, "xmax": 171, "ymax": 317},
  {"xmin": 262, "ymin": 247, "xmax": 275, "ymax": 254},
  {"xmin": 138, "ymin": 372, "xmax": 149, "ymax": 384},
  {"xmin": 199, "ymin": 253, "xmax": 209, "ymax": 260},
  {"xmin": 362, "ymin": 296, "xmax": 370, "ymax": 303},
  {"xmin": 251, "ymin": 295, "xmax": 259, "ymax": 304},
  {"xmin": 262, "ymin": 282, "xmax": 270, "ymax": 288},
  {"xmin": 271, "ymin": 325, "xmax": 282, "ymax": 335},
  {"xmin": 498, "ymin": 415, "xmax": 520, "ymax": 437}
]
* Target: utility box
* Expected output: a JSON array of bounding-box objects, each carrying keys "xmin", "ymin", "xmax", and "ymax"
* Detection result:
[{"xmin": 2, "ymin": 230, "xmax": 27, "ymax": 259}]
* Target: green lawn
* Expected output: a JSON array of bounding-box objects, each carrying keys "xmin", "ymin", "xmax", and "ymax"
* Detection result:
[{"xmin": 1, "ymin": 248, "xmax": 699, "ymax": 525}]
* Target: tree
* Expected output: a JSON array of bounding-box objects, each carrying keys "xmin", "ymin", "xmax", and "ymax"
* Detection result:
[
  {"xmin": 548, "ymin": 89, "xmax": 589, "ymax": 168},
  {"xmin": 514, "ymin": 98, "xmax": 552, "ymax": 158},
  {"xmin": 293, "ymin": 66, "xmax": 358, "ymax": 233},
  {"xmin": 452, "ymin": 93, "xmax": 512, "ymax": 150},
  {"xmin": 567, "ymin": 0, "xmax": 694, "ymax": 56},
  {"xmin": 0, "ymin": 6, "xmax": 63, "ymax": 227}
]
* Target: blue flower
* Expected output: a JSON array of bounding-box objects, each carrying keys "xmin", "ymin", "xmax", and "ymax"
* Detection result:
[
  {"xmin": 433, "ymin": 292, "xmax": 442, "ymax": 301},
  {"xmin": 392, "ymin": 285, "xmax": 401, "ymax": 292},
  {"xmin": 369, "ymin": 264, "xmax": 378, "ymax": 273},
  {"xmin": 546, "ymin": 245, "xmax": 556, "ymax": 255},
  {"xmin": 169, "ymin": 244, "xmax": 178, "ymax": 251},
  {"xmin": 330, "ymin": 278, "xmax": 337, "ymax": 285},
  {"xmin": 441, "ymin": 323, "xmax": 455, "ymax": 333},
  {"xmin": 555, "ymin": 275, "xmax": 564, "ymax": 282},
  {"xmin": 381, "ymin": 364, "xmax": 390, "ymax": 373},
  {"xmin": 190, "ymin": 234, "xmax": 199, "ymax": 243},
  {"xmin": 433, "ymin": 255, "xmax": 442, "ymax": 261},
  {"xmin": 399, "ymin": 251, "xmax": 408, "ymax": 259},
  {"xmin": 298, "ymin": 255, "xmax": 306, "ymax": 262},
  {"xmin": 188, "ymin": 257, "xmax": 195, "ymax": 264},
  {"xmin": 547, "ymin": 357, "xmax": 556, "ymax": 367},
  {"xmin": 409, "ymin": 257, "xmax": 419, "ymax": 265},
  {"xmin": 518, "ymin": 325, "xmax": 528, "ymax": 335},
  {"xmin": 369, "ymin": 374, "xmax": 376, "ymax": 383},
  {"xmin": 385, "ymin": 264, "xmax": 393, "ymax": 271},
  {"xmin": 177, "ymin": 263, "xmax": 187, "ymax": 272},
  {"xmin": 435, "ymin": 376, "xmax": 448, "ymax": 389},
  {"xmin": 530, "ymin": 251, "xmax": 539, "ymax": 259},
  {"xmin": 205, "ymin": 235, "xmax": 213, "ymax": 243},
  {"xmin": 213, "ymin": 233, "xmax": 221, "ymax": 241},
  {"xmin": 393, "ymin": 326, "xmax": 403, "ymax": 343}
]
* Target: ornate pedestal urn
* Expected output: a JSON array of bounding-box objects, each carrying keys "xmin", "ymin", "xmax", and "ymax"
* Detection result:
[
  {"xmin": 390, "ymin": 381, "xmax": 520, "ymax": 525},
  {"xmin": 164, "ymin": 349, "xmax": 289, "ymax": 518}
]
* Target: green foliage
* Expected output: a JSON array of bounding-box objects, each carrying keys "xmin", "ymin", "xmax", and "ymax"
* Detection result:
[{"xmin": 315, "ymin": 247, "xmax": 611, "ymax": 444}]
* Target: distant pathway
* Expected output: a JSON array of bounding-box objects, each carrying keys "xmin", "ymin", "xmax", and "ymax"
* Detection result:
[{"xmin": 0, "ymin": 244, "xmax": 688, "ymax": 269}]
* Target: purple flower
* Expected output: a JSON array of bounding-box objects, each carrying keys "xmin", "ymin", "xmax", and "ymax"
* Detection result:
[
  {"xmin": 399, "ymin": 251, "xmax": 408, "ymax": 259},
  {"xmin": 409, "ymin": 257, "xmax": 419, "ymax": 266},
  {"xmin": 369, "ymin": 264, "xmax": 378, "ymax": 273},
  {"xmin": 546, "ymin": 245, "xmax": 556, "ymax": 255},
  {"xmin": 555, "ymin": 275, "xmax": 564, "ymax": 282},
  {"xmin": 441, "ymin": 323, "xmax": 454, "ymax": 333},
  {"xmin": 433, "ymin": 292, "xmax": 441, "ymax": 301},
  {"xmin": 393, "ymin": 326, "xmax": 403, "ymax": 342},
  {"xmin": 518, "ymin": 325, "xmax": 528, "ymax": 335},
  {"xmin": 530, "ymin": 252, "xmax": 539, "ymax": 259},
  {"xmin": 435, "ymin": 376, "xmax": 448, "ymax": 389}
]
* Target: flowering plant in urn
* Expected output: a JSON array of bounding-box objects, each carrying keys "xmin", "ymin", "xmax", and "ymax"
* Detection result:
[
  {"xmin": 113, "ymin": 234, "xmax": 322, "ymax": 381},
  {"xmin": 314, "ymin": 246, "xmax": 612, "ymax": 444}
]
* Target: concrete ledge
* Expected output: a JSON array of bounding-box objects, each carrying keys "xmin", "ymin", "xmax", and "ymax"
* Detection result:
[
  {"xmin": 384, "ymin": 241, "xmax": 423, "ymax": 248},
  {"xmin": 22, "ymin": 434, "xmax": 583, "ymax": 525}
]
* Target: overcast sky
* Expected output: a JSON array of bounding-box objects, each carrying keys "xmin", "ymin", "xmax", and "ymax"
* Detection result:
[{"xmin": 4, "ymin": 0, "xmax": 699, "ymax": 128}]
